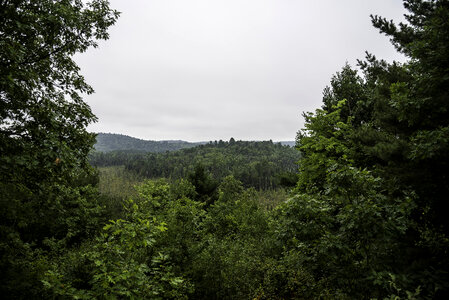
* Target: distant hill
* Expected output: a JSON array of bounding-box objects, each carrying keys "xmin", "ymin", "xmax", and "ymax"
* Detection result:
[{"xmin": 94, "ymin": 133, "xmax": 204, "ymax": 153}]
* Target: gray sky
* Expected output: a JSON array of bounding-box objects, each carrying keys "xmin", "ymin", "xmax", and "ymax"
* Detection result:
[{"xmin": 76, "ymin": 0, "xmax": 407, "ymax": 142}]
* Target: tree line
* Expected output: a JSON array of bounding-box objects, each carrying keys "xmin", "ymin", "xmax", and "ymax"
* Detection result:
[{"xmin": 90, "ymin": 139, "xmax": 300, "ymax": 190}]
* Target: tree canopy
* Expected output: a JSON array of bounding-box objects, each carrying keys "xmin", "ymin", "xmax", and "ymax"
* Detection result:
[{"xmin": 0, "ymin": 0, "xmax": 119, "ymax": 297}]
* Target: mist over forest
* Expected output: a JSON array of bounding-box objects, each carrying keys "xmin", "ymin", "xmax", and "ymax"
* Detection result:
[{"xmin": 1, "ymin": 0, "xmax": 449, "ymax": 299}]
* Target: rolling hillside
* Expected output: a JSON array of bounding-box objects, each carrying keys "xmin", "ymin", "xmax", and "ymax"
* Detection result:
[{"xmin": 94, "ymin": 133, "xmax": 204, "ymax": 152}]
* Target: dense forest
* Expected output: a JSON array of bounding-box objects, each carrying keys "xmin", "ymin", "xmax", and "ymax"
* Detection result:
[
  {"xmin": 1, "ymin": 0, "xmax": 448, "ymax": 299},
  {"xmin": 90, "ymin": 139, "xmax": 300, "ymax": 190}
]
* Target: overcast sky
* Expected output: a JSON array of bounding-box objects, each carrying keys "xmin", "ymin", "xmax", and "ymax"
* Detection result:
[{"xmin": 75, "ymin": 0, "xmax": 407, "ymax": 142}]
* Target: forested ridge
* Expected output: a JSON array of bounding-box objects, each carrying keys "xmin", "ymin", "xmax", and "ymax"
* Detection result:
[
  {"xmin": 93, "ymin": 132, "xmax": 296, "ymax": 153},
  {"xmin": 94, "ymin": 133, "xmax": 205, "ymax": 153},
  {"xmin": 1, "ymin": 0, "xmax": 449, "ymax": 299}
]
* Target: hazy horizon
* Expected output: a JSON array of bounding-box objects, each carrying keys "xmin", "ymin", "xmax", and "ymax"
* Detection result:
[{"xmin": 76, "ymin": 0, "xmax": 407, "ymax": 141}]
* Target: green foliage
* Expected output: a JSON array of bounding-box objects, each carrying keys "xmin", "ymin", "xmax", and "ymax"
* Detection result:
[
  {"xmin": 3, "ymin": 0, "xmax": 448, "ymax": 298},
  {"xmin": 187, "ymin": 164, "xmax": 219, "ymax": 206},
  {"xmin": 122, "ymin": 177, "xmax": 280, "ymax": 300},
  {"xmin": 42, "ymin": 198, "xmax": 192, "ymax": 299},
  {"xmin": 0, "ymin": 0, "xmax": 119, "ymax": 297},
  {"xmin": 362, "ymin": 1, "xmax": 449, "ymax": 295},
  {"xmin": 322, "ymin": 64, "xmax": 369, "ymax": 125},
  {"xmin": 189, "ymin": 177, "xmax": 272, "ymax": 299},
  {"xmin": 128, "ymin": 179, "xmax": 204, "ymax": 282},
  {"xmin": 204, "ymin": 178, "xmax": 268, "ymax": 239},
  {"xmin": 296, "ymin": 100, "xmax": 356, "ymax": 196},
  {"xmin": 281, "ymin": 1, "xmax": 449, "ymax": 297},
  {"xmin": 90, "ymin": 139, "xmax": 300, "ymax": 190}
]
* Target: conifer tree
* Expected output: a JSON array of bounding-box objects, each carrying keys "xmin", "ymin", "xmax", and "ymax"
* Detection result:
[{"xmin": 289, "ymin": 0, "xmax": 449, "ymax": 297}]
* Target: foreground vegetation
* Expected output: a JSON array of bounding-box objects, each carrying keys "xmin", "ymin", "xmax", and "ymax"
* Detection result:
[{"xmin": 1, "ymin": 0, "xmax": 448, "ymax": 298}]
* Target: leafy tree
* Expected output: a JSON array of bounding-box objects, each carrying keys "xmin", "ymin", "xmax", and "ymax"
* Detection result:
[
  {"xmin": 356, "ymin": 2, "xmax": 449, "ymax": 295},
  {"xmin": 189, "ymin": 177, "xmax": 271, "ymax": 299},
  {"xmin": 322, "ymin": 63, "xmax": 369, "ymax": 125},
  {"xmin": 42, "ymin": 197, "xmax": 192, "ymax": 299},
  {"xmin": 0, "ymin": 0, "xmax": 119, "ymax": 297},
  {"xmin": 364, "ymin": 0, "xmax": 449, "ymax": 232},
  {"xmin": 278, "ymin": 102, "xmax": 416, "ymax": 298},
  {"xmin": 136, "ymin": 179, "xmax": 206, "ymax": 284}
]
